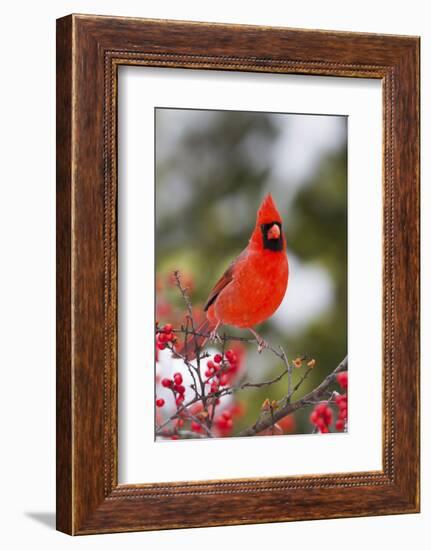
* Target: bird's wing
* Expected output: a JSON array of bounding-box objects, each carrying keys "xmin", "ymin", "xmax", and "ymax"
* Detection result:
[{"xmin": 203, "ymin": 249, "xmax": 247, "ymax": 312}]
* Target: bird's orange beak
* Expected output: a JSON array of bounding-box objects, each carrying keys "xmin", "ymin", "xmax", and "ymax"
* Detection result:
[{"xmin": 267, "ymin": 224, "xmax": 281, "ymax": 240}]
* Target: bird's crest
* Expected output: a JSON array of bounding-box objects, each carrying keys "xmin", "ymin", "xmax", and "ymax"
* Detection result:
[{"xmin": 256, "ymin": 193, "xmax": 282, "ymax": 225}]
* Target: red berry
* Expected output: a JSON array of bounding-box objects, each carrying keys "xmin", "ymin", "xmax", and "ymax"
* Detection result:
[
  {"xmin": 335, "ymin": 419, "xmax": 345, "ymax": 431},
  {"xmin": 171, "ymin": 435, "xmax": 179, "ymax": 440},
  {"xmin": 230, "ymin": 402, "xmax": 245, "ymax": 417},
  {"xmin": 219, "ymin": 374, "xmax": 228, "ymax": 386},
  {"xmin": 191, "ymin": 421, "xmax": 203, "ymax": 433},
  {"xmin": 216, "ymin": 417, "xmax": 227, "ymax": 429},
  {"xmin": 207, "ymin": 360, "xmax": 215, "ymax": 370},
  {"xmin": 338, "ymin": 408, "xmax": 347, "ymax": 420},
  {"xmin": 175, "ymin": 384, "xmax": 186, "ymax": 394},
  {"xmin": 311, "ymin": 402, "xmax": 333, "ymax": 433},
  {"xmin": 310, "ymin": 410, "xmax": 318, "ymax": 424},
  {"xmin": 225, "ymin": 350, "xmax": 236, "ymax": 363},
  {"xmin": 315, "ymin": 403, "xmax": 328, "ymax": 415},
  {"xmin": 164, "ymin": 323, "xmax": 173, "ymax": 333},
  {"xmin": 316, "ymin": 417, "xmax": 326, "ymax": 429},
  {"xmin": 173, "ymin": 372, "xmax": 183, "ymax": 385},
  {"xmin": 175, "ymin": 395, "xmax": 185, "ymax": 406},
  {"xmin": 214, "ymin": 354, "xmax": 222, "ymax": 364},
  {"xmin": 216, "ymin": 414, "xmax": 233, "ymax": 434},
  {"xmin": 157, "ymin": 342, "xmax": 166, "ymax": 350},
  {"xmin": 337, "ymin": 372, "xmax": 348, "ymax": 389},
  {"xmin": 156, "ymin": 398, "xmax": 165, "ymax": 407},
  {"xmin": 161, "ymin": 378, "xmax": 172, "ymax": 388},
  {"xmin": 324, "ymin": 408, "xmax": 333, "ymax": 424}
]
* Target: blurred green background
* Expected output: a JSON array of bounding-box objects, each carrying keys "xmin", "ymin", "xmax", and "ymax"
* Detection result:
[{"xmin": 155, "ymin": 107, "xmax": 347, "ymax": 436}]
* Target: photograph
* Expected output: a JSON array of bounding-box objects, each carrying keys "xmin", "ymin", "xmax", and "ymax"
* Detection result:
[{"xmin": 154, "ymin": 107, "xmax": 348, "ymax": 441}]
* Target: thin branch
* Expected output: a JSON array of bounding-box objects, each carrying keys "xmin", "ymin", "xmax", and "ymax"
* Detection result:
[
  {"xmin": 173, "ymin": 269, "xmax": 194, "ymax": 321},
  {"xmin": 238, "ymin": 356, "xmax": 348, "ymax": 437},
  {"xmin": 287, "ymin": 364, "xmax": 314, "ymax": 401},
  {"xmin": 165, "ymin": 341, "xmax": 201, "ymax": 401},
  {"xmin": 215, "ymin": 364, "xmax": 289, "ymax": 398},
  {"xmin": 169, "ymin": 326, "xmax": 288, "ymax": 361}
]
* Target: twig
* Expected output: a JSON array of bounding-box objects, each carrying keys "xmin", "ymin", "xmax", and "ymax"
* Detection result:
[
  {"xmin": 173, "ymin": 271, "xmax": 208, "ymax": 411},
  {"xmin": 215, "ymin": 365, "xmax": 290, "ymax": 398},
  {"xmin": 173, "ymin": 270, "xmax": 194, "ymax": 321},
  {"xmin": 286, "ymin": 365, "xmax": 314, "ymax": 401},
  {"xmin": 174, "ymin": 270, "xmax": 200, "ymax": 366},
  {"xmin": 165, "ymin": 342, "xmax": 201, "ymax": 401},
  {"xmin": 279, "ymin": 345, "xmax": 293, "ymax": 399}
]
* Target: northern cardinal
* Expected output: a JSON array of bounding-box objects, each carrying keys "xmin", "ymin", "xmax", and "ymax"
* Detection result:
[{"xmin": 179, "ymin": 193, "xmax": 288, "ymax": 359}]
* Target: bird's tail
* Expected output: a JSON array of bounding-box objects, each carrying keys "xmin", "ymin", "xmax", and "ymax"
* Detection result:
[{"xmin": 176, "ymin": 317, "xmax": 215, "ymax": 361}]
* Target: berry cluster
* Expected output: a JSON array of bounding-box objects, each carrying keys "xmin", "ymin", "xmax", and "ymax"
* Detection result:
[
  {"xmin": 335, "ymin": 371, "xmax": 348, "ymax": 430},
  {"xmin": 204, "ymin": 349, "xmax": 240, "ymax": 393},
  {"xmin": 156, "ymin": 323, "xmax": 175, "ymax": 351},
  {"xmin": 161, "ymin": 372, "xmax": 186, "ymax": 407},
  {"xmin": 310, "ymin": 402, "xmax": 333, "ymax": 433}
]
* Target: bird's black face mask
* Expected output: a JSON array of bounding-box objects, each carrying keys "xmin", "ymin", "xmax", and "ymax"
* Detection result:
[{"xmin": 261, "ymin": 222, "xmax": 284, "ymax": 251}]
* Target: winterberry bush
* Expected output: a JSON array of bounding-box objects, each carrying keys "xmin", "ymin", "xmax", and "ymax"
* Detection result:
[{"xmin": 155, "ymin": 271, "xmax": 347, "ymax": 440}]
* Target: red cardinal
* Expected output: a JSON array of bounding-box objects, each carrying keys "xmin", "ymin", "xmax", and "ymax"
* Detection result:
[{"xmin": 180, "ymin": 193, "xmax": 289, "ymax": 359}]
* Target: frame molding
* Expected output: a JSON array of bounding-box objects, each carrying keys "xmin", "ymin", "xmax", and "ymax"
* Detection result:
[{"xmin": 57, "ymin": 14, "xmax": 420, "ymax": 534}]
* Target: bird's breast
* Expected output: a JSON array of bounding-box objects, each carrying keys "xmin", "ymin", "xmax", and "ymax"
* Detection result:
[{"xmin": 214, "ymin": 250, "xmax": 288, "ymax": 328}]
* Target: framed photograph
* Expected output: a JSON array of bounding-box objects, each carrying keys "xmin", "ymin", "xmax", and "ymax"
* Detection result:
[{"xmin": 56, "ymin": 14, "xmax": 420, "ymax": 534}]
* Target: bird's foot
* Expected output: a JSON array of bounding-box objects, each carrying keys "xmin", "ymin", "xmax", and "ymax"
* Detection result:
[
  {"xmin": 209, "ymin": 322, "xmax": 222, "ymax": 343},
  {"xmin": 249, "ymin": 328, "xmax": 268, "ymax": 353},
  {"xmin": 256, "ymin": 339, "xmax": 269, "ymax": 353}
]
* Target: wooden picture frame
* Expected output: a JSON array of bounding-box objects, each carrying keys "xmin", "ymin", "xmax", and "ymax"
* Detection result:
[{"xmin": 56, "ymin": 14, "xmax": 420, "ymax": 535}]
